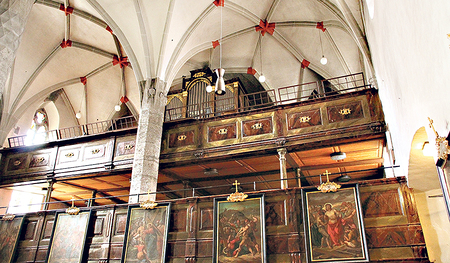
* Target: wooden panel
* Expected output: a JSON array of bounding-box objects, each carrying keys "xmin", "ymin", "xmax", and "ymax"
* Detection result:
[
  {"xmin": 361, "ymin": 189, "xmax": 403, "ymax": 218},
  {"xmin": 287, "ymin": 109, "xmax": 322, "ymax": 130},
  {"xmin": 242, "ymin": 117, "xmax": 273, "ymax": 137},
  {"xmin": 84, "ymin": 144, "xmax": 107, "ymax": 160},
  {"xmin": 116, "ymin": 140, "xmax": 136, "ymax": 157},
  {"xmin": 265, "ymin": 201, "xmax": 286, "ymax": 226},
  {"xmin": 7, "ymin": 155, "xmax": 28, "ymax": 171},
  {"xmin": 168, "ymin": 241, "xmax": 186, "ymax": 258},
  {"xmin": 23, "ymin": 220, "xmax": 38, "ymax": 241},
  {"xmin": 365, "ymin": 225, "xmax": 425, "ymax": 248},
  {"xmin": 29, "ymin": 153, "xmax": 50, "ymax": 168},
  {"xmin": 197, "ymin": 240, "xmax": 213, "ymax": 257},
  {"xmin": 170, "ymin": 208, "xmax": 187, "ymax": 232},
  {"xmin": 14, "ymin": 247, "xmax": 35, "ymax": 262},
  {"xmin": 199, "ymin": 208, "xmax": 213, "ymax": 230},
  {"xmin": 114, "ymin": 213, "xmax": 127, "ymax": 236},
  {"xmin": 169, "ymin": 130, "xmax": 196, "ymax": 148},
  {"xmin": 208, "ymin": 123, "xmax": 237, "ymax": 142},
  {"xmin": 58, "ymin": 146, "xmax": 81, "ymax": 164},
  {"xmin": 327, "ymin": 101, "xmax": 364, "ymax": 123},
  {"xmin": 267, "ymin": 235, "xmax": 289, "ymax": 254}
]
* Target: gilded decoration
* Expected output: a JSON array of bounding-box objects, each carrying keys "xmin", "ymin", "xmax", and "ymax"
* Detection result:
[
  {"xmin": 317, "ymin": 170, "xmax": 341, "ymax": 193},
  {"xmin": 339, "ymin": 108, "xmax": 352, "ymax": 115},
  {"xmin": 227, "ymin": 180, "xmax": 248, "ymax": 202},
  {"xmin": 66, "ymin": 198, "xmax": 80, "ymax": 215},
  {"xmin": 428, "ymin": 117, "xmax": 450, "ymax": 161}
]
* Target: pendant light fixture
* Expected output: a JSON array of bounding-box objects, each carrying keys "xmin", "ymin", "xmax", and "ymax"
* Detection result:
[
  {"xmin": 319, "ymin": 30, "xmax": 327, "ymax": 65},
  {"xmin": 115, "ymin": 104, "xmax": 121, "ymax": 111},
  {"xmin": 214, "ymin": 3, "xmax": 226, "ymax": 95},
  {"xmin": 258, "ymin": 36, "xmax": 265, "ymax": 83},
  {"xmin": 206, "ymin": 48, "xmax": 213, "ymax": 93}
]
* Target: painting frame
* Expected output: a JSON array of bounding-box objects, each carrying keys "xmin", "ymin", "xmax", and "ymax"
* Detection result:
[
  {"xmin": 302, "ymin": 184, "xmax": 369, "ymax": 263},
  {"xmin": 0, "ymin": 216, "xmax": 25, "ymax": 263},
  {"xmin": 213, "ymin": 194, "xmax": 266, "ymax": 263},
  {"xmin": 46, "ymin": 210, "xmax": 91, "ymax": 263},
  {"xmin": 122, "ymin": 202, "xmax": 171, "ymax": 263}
]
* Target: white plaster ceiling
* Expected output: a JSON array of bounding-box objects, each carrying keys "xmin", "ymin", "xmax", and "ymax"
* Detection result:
[{"xmin": 1, "ymin": 0, "xmax": 372, "ymax": 144}]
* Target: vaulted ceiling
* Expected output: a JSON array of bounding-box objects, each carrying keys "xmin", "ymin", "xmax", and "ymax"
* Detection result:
[{"xmin": 1, "ymin": 0, "xmax": 372, "ymax": 146}]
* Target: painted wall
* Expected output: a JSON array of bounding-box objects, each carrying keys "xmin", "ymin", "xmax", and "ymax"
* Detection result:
[{"xmin": 363, "ymin": 1, "xmax": 450, "ymax": 262}]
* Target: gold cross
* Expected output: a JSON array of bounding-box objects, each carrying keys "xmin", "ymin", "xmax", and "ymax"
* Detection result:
[
  {"xmin": 323, "ymin": 170, "xmax": 331, "ymax": 182},
  {"xmin": 233, "ymin": 180, "xmax": 240, "ymax": 193}
]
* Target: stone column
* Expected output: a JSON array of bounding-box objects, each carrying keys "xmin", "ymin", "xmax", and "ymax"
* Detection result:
[
  {"xmin": 277, "ymin": 148, "xmax": 288, "ymax": 189},
  {"xmin": 129, "ymin": 78, "xmax": 167, "ymax": 203},
  {"xmin": 0, "ymin": 0, "xmax": 34, "ymax": 123}
]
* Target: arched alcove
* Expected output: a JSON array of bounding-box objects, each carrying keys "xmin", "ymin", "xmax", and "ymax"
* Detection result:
[{"xmin": 409, "ymin": 126, "xmax": 450, "ymax": 262}]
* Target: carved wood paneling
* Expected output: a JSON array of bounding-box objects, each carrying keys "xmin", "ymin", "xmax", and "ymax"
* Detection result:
[
  {"xmin": 29, "ymin": 153, "xmax": 50, "ymax": 168},
  {"xmin": 207, "ymin": 123, "xmax": 237, "ymax": 142},
  {"xmin": 169, "ymin": 130, "xmax": 196, "ymax": 148},
  {"xmin": 361, "ymin": 189, "xmax": 403, "ymax": 218},
  {"xmin": 265, "ymin": 200, "xmax": 286, "ymax": 226},
  {"xmin": 199, "ymin": 208, "xmax": 213, "ymax": 230},
  {"xmin": 267, "ymin": 235, "xmax": 289, "ymax": 254},
  {"xmin": 287, "ymin": 109, "xmax": 322, "ymax": 130},
  {"xmin": 365, "ymin": 225, "xmax": 425, "ymax": 248},
  {"xmin": 242, "ymin": 117, "xmax": 273, "ymax": 137},
  {"xmin": 7, "ymin": 155, "xmax": 27, "ymax": 171},
  {"xmin": 327, "ymin": 101, "xmax": 364, "ymax": 123},
  {"xmin": 171, "ymin": 208, "xmax": 187, "ymax": 232},
  {"xmin": 197, "ymin": 240, "xmax": 213, "ymax": 257},
  {"xmin": 116, "ymin": 140, "xmax": 136, "ymax": 156}
]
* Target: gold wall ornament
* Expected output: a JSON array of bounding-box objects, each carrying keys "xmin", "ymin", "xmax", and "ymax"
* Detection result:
[
  {"xmin": 35, "ymin": 157, "xmax": 45, "ymax": 163},
  {"xmin": 227, "ymin": 180, "xmax": 248, "ymax": 202},
  {"xmin": 2, "ymin": 213, "xmax": 15, "ymax": 220},
  {"xmin": 218, "ymin": 128, "xmax": 228, "ymax": 135},
  {"xmin": 317, "ymin": 170, "xmax": 341, "ymax": 193},
  {"xmin": 428, "ymin": 117, "xmax": 450, "ymax": 160},
  {"xmin": 251, "ymin": 123, "xmax": 263, "ymax": 130},
  {"xmin": 65, "ymin": 152, "xmax": 74, "ymax": 158},
  {"xmin": 193, "ymin": 72, "xmax": 206, "ymax": 78},
  {"xmin": 124, "ymin": 144, "xmax": 134, "ymax": 150},
  {"xmin": 91, "ymin": 148, "xmax": 101, "ymax": 154},
  {"xmin": 13, "ymin": 160, "xmax": 22, "ymax": 166},
  {"xmin": 299, "ymin": 116, "xmax": 311, "ymax": 123},
  {"xmin": 140, "ymin": 192, "xmax": 158, "ymax": 209},
  {"xmin": 339, "ymin": 108, "xmax": 352, "ymax": 115},
  {"xmin": 177, "ymin": 134, "xmax": 187, "ymax": 141},
  {"xmin": 66, "ymin": 198, "xmax": 80, "ymax": 215}
]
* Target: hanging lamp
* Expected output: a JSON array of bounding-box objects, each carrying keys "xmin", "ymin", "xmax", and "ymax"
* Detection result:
[{"xmin": 214, "ymin": 2, "xmax": 226, "ymax": 95}]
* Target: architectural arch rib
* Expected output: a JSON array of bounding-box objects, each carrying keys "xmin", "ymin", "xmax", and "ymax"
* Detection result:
[
  {"xmin": 5, "ymin": 62, "xmax": 114, "ymax": 136},
  {"xmin": 85, "ymin": 0, "xmax": 144, "ymax": 82},
  {"xmin": 10, "ymin": 42, "xmax": 117, "ymax": 116}
]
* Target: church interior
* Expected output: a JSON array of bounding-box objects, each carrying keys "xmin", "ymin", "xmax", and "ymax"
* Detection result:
[{"xmin": 0, "ymin": 0, "xmax": 450, "ymax": 262}]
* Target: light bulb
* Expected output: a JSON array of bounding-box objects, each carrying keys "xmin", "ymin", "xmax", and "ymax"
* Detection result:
[
  {"xmin": 206, "ymin": 85, "xmax": 213, "ymax": 93},
  {"xmin": 320, "ymin": 56, "xmax": 328, "ymax": 65},
  {"xmin": 115, "ymin": 104, "xmax": 121, "ymax": 111},
  {"xmin": 259, "ymin": 74, "xmax": 266, "ymax": 83},
  {"xmin": 75, "ymin": 112, "xmax": 82, "ymax": 119}
]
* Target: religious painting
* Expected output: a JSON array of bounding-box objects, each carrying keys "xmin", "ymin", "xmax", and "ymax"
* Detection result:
[
  {"xmin": 213, "ymin": 194, "xmax": 266, "ymax": 263},
  {"xmin": 302, "ymin": 185, "xmax": 369, "ymax": 262},
  {"xmin": 0, "ymin": 216, "xmax": 24, "ymax": 263},
  {"xmin": 47, "ymin": 211, "xmax": 91, "ymax": 263},
  {"xmin": 122, "ymin": 203, "xmax": 171, "ymax": 263}
]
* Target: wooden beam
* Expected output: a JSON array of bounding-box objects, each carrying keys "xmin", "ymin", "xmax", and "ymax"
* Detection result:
[{"xmin": 57, "ymin": 182, "xmax": 127, "ymax": 204}]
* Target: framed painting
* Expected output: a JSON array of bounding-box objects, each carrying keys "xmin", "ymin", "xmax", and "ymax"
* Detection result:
[
  {"xmin": 302, "ymin": 185, "xmax": 369, "ymax": 263},
  {"xmin": 122, "ymin": 202, "xmax": 171, "ymax": 263},
  {"xmin": 213, "ymin": 194, "xmax": 266, "ymax": 263},
  {"xmin": 0, "ymin": 216, "xmax": 24, "ymax": 263},
  {"xmin": 47, "ymin": 211, "xmax": 91, "ymax": 263}
]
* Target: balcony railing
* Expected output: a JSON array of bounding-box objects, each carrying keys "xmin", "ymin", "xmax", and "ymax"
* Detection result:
[
  {"xmin": 6, "ymin": 73, "xmax": 371, "ymax": 148},
  {"xmin": 165, "ymin": 72, "xmax": 371, "ymax": 121},
  {"xmin": 8, "ymin": 115, "xmax": 138, "ymax": 148}
]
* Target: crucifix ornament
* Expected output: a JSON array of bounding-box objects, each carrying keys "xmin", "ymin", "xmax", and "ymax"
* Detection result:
[
  {"xmin": 317, "ymin": 170, "xmax": 341, "ymax": 193},
  {"xmin": 227, "ymin": 180, "xmax": 248, "ymax": 202}
]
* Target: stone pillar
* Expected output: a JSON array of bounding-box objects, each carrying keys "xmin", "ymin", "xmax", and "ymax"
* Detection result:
[
  {"xmin": 0, "ymin": 0, "xmax": 34, "ymax": 122},
  {"xmin": 277, "ymin": 148, "xmax": 288, "ymax": 189},
  {"xmin": 129, "ymin": 78, "xmax": 167, "ymax": 203}
]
